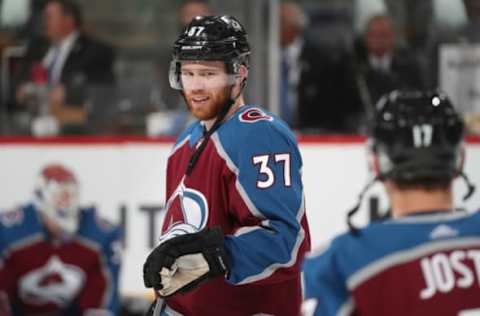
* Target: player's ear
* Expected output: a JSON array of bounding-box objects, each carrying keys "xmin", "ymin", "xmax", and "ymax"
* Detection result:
[{"xmin": 238, "ymin": 64, "xmax": 248, "ymax": 82}]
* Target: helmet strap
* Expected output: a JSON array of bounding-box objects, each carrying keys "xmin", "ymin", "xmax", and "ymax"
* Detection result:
[
  {"xmin": 347, "ymin": 171, "xmax": 476, "ymax": 235},
  {"xmin": 346, "ymin": 176, "xmax": 379, "ymax": 235},
  {"xmin": 185, "ymin": 81, "xmax": 244, "ymax": 176},
  {"xmin": 459, "ymin": 171, "xmax": 476, "ymax": 201}
]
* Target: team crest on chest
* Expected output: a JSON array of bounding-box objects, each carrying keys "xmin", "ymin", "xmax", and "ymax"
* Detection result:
[
  {"xmin": 164, "ymin": 182, "xmax": 209, "ymax": 231},
  {"xmin": 18, "ymin": 256, "xmax": 85, "ymax": 307}
]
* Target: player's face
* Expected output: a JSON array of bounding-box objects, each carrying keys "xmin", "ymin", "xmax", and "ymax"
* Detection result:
[{"xmin": 181, "ymin": 61, "xmax": 231, "ymax": 121}]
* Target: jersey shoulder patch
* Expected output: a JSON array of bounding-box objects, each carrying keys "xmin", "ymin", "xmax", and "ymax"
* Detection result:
[
  {"xmin": 238, "ymin": 107, "xmax": 274, "ymax": 123},
  {"xmin": 0, "ymin": 206, "xmax": 25, "ymax": 228},
  {"xmin": 0, "ymin": 205, "xmax": 43, "ymax": 250}
]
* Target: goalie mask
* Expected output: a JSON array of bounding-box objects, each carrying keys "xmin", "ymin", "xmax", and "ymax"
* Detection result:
[
  {"xmin": 169, "ymin": 15, "xmax": 250, "ymax": 91},
  {"xmin": 34, "ymin": 164, "xmax": 80, "ymax": 235}
]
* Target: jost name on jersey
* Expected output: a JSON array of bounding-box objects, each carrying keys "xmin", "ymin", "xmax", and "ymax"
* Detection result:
[{"xmin": 420, "ymin": 249, "xmax": 480, "ymax": 300}]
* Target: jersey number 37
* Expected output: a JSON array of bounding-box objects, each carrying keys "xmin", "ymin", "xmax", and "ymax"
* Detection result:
[{"xmin": 253, "ymin": 153, "xmax": 291, "ymax": 189}]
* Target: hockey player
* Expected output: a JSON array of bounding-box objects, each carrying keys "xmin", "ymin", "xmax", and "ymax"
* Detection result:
[
  {"xmin": 143, "ymin": 15, "xmax": 310, "ymax": 315},
  {"xmin": 0, "ymin": 164, "xmax": 122, "ymax": 315},
  {"xmin": 302, "ymin": 90, "xmax": 480, "ymax": 316}
]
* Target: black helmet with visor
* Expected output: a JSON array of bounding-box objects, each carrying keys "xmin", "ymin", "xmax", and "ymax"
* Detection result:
[{"xmin": 169, "ymin": 15, "xmax": 250, "ymax": 90}]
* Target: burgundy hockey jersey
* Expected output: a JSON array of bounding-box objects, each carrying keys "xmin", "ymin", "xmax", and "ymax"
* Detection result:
[
  {"xmin": 0, "ymin": 204, "xmax": 122, "ymax": 316},
  {"xmin": 303, "ymin": 210, "xmax": 480, "ymax": 316},
  {"xmin": 160, "ymin": 106, "xmax": 310, "ymax": 315}
]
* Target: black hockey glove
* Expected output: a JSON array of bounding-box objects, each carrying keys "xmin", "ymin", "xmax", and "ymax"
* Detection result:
[{"xmin": 143, "ymin": 226, "xmax": 231, "ymax": 297}]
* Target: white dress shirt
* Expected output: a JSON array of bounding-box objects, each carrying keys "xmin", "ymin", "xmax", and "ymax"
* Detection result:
[{"xmin": 368, "ymin": 53, "xmax": 392, "ymax": 73}]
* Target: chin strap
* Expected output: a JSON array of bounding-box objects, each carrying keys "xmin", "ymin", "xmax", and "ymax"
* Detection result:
[
  {"xmin": 185, "ymin": 98, "xmax": 233, "ymax": 176},
  {"xmin": 346, "ymin": 176, "xmax": 379, "ymax": 235},
  {"xmin": 347, "ymin": 171, "xmax": 477, "ymax": 236},
  {"xmin": 459, "ymin": 171, "xmax": 476, "ymax": 201}
]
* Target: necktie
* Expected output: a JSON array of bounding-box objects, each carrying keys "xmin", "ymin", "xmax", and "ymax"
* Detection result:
[{"xmin": 47, "ymin": 46, "xmax": 60, "ymax": 84}]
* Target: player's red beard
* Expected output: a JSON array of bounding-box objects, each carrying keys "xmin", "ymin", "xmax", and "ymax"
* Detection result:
[{"xmin": 184, "ymin": 86, "xmax": 232, "ymax": 121}]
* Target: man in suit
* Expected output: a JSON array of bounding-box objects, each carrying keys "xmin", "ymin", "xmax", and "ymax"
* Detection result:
[
  {"xmin": 280, "ymin": 2, "xmax": 361, "ymax": 133},
  {"xmin": 13, "ymin": 0, "xmax": 115, "ymax": 134},
  {"xmin": 178, "ymin": 0, "xmax": 213, "ymax": 28},
  {"xmin": 354, "ymin": 14, "xmax": 424, "ymax": 117}
]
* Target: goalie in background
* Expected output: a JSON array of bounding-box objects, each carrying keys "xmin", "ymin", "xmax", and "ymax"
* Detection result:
[
  {"xmin": 143, "ymin": 15, "xmax": 310, "ymax": 315},
  {"xmin": 0, "ymin": 163, "xmax": 122, "ymax": 315},
  {"xmin": 301, "ymin": 90, "xmax": 480, "ymax": 316}
]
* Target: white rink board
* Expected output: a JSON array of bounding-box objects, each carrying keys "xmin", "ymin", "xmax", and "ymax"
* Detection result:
[{"xmin": 1, "ymin": 139, "xmax": 480, "ymax": 295}]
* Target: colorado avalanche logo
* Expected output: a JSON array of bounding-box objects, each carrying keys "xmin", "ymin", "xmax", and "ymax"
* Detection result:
[
  {"xmin": 18, "ymin": 256, "xmax": 85, "ymax": 307},
  {"xmin": 164, "ymin": 183, "xmax": 209, "ymax": 231},
  {"xmin": 239, "ymin": 108, "xmax": 273, "ymax": 123}
]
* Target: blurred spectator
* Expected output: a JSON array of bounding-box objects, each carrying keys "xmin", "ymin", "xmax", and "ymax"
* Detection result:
[
  {"xmin": 279, "ymin": 2, "xmax": 306, "ymax": 127},
  {"xmin": 383, "ymin": 0, "xmax": 434, "ymax": 51},
  {"xmin": 419, "ymin": 0, "xmax": 467, "ymax": 89},
  {"xmin": 11, "ymin": 0, "xmax": 115, "ymax": 135},
  {"xmin": 459, "ymin": 0, "xmax": 480, "ymax": 134},
  {"xmin": 280, "ymin": 2, "xmax": 361, "ymax": 133},
  {"xmin": 178, "ymin": 0, "xmax": 213, "ymax": 29},
  {"xmin": 458, "ymin": 0, "xmax": 480, "ymax": 42},
  {"xmin": 431, "ymin": 0, "xmax": 480, "ymax": 134},
  {"xmin": 146, "ymin": 0, "xmax": 214, "ymax": 137},
  {"xmin": 0, "ymin": 163, "xmax": 122, "ymax": 315},
  {"xmin": 353, "ymin": 14, "xmax": 425, "ymax": 116}
]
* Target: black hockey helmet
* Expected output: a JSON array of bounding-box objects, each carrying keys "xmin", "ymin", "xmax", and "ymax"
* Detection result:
[
  {"xmin": 370, "ymin": 90, "xmax": 464, "ymax": 182},
  {"xmin": 169, "ymin": 15, "xmax": 250, "ymax": 89},
  {"xmin": 346, "ymin": 90, "xmax": 474, "ymax": 234}
]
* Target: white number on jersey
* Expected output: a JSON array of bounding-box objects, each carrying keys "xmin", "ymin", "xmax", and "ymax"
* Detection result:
[{"xmin": 253, "ymin": 153, "xmax": 292, "ymax": 189}]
